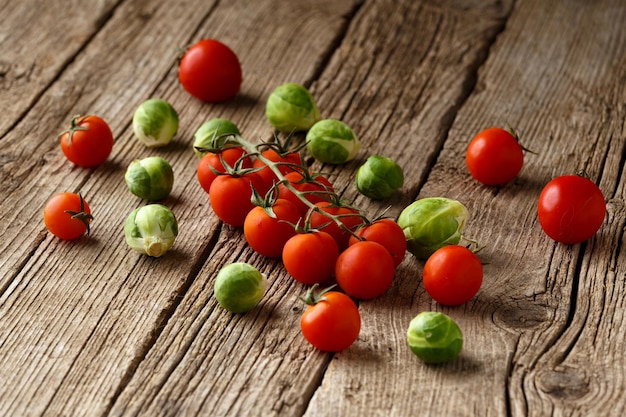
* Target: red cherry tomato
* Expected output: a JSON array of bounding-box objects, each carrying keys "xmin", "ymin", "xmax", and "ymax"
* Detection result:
[
  {"xmin": 197, "ymin": 147, "xmax": 252, "ymax": 193},
  {"xmin": 209, "ymin": 172, "xmax": 266, "ymax": 227},
  {"xmin": 243, "ymin": 198, "xmax": 301, "ymax": 258},
  {"xmin": 282, "ymin": 231, "xmax": 339, "ymax": 285},
  {"xmin": 43, "ymin": 192, "xmax": 93, "ymax": 240},
  {"xmin": 59, "ymin": 115, "xmax": 114, "ymax": 168},
  {"xmin": 178, "ymin": 39, "xmax": 242, "ymax": 102},
  {"xmin": 252, "ymin": 149, "xmax": 303, "ymax": 188},
  {"xmin": 537, "ymin": 174, "xmax": 606, "ymax": 244},
  {"xmin": 300, "ymin": 286, "xmax": 361, "ymax": 352},
  {"xmin": 348, "ymin": 218, "xmax": 407, "ymax": 267},
  {"xmin": 422, "ymin": 245, "xmax": 483, "ymax": 306},
  {"xmin": 335, "ymin": 241, "xmax": 395, "ymax": 300},
  {"xmin": 466, "ymin": 127, "xmax": 524, "ymax": 185},
  {"xmin": 277, "ymin": 171, "xmax": 334, "ymax": 215},
  {"xmin": 309, "ymin": 202, "xmax": 364, "ymax": 251}
]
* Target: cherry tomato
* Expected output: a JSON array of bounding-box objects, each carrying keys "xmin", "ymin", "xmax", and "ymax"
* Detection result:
[
  {"xmin": 465, "ymin": 127, "xmax": 524, "ymax": 185},
  {"xmin": 300, "ymin": 285, "xmax": 361, "ymax": 352},
  {"xmin": 252, "ymin": 149, "xmax": 303, "ymax": 188},
  {"xmin": 537, "ymin": 174, "xmax": 606, "ymax": 244},
  {"xmin": 282, "ymin": 231, "xmax": 339, "ymax": 285},
  {"xmin": 178, "ymin": 39, "xmax": 242, "ymax": 102},
  {"xmin": 43, "ymin": 192, "xmax": 93, "ymax": 240},
  {"xmin": 335, "ymin": 241, "xmax": 395, "ymax": 300},
  {"xmin": 277, "ymin": 171, "xmax": 334, "ymax": 215},
  {"xmin": 209, "ymin": 172, "xmax": 267, "ymax": 227},
  {"xmin": 309, "ymin": 202, "xmax": 364, "ymax": 251},
  {"xmin": 197, "ymin": 147, "xmax": 252, "ymax": 193},
  {"xmin": 348, "ymin": 218, "xmax": 407, "ymax": 267},
  {"xmin": 422, "ymin": 245, "xmax": 483, "ymax": 306},
  {"xmin": 59, "ymin": 115, "xmax": 114, "ymax": 168},
  {"xmin": 243, "ymin": 198, "xmax": 301, "ymax": 258}
]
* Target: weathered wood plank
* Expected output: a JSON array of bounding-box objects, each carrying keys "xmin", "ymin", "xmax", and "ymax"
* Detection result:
[
  {"xmin": 305, "ymin": 0, "xmax": 626, "ymax": 416},
  {"xmin": 0, "ymin": 0, "xmax": 119, "ymax": 136},
  {"xmin": 1, "ymin": 0, "xmax": 625, "ymax": 416},
  {"xmin": 107, "ymin": 0, "xmax": 513, "ymax": 416},
  {"xmin": 0, "ymin": 0, "xmax": 361, "ymax": 416}
]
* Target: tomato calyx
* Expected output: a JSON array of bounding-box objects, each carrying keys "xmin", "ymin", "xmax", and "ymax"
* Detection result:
[
  {"xmin": 59, "ymin": 115, "xmax": 89, "ymax": 147},
  {"xmin": 257, "ymin": 131, "xmax": 307, "ymax": 160},
  {"xmin": 64, "ymin": 193, "xmax": 94, "ymax": 235},
  {"xmin": 208, "ymin": 151, "xmax": 261, "ymax": 178},
  {"xmin": 250, "ymin": 184, "xmax": 287, "ymax": 221},
  {"xmin": 506, "ymin": 123, "xmax": 537, "ymax": 155},
  {"xmin": 301, "ymin": 283, "xmax": 337, "ymax": 306}
]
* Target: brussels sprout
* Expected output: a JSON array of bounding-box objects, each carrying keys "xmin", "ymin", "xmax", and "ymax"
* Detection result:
[
  {"xmin": 132, "ymin": 98, "xmax": 179, "ymax": 148},
  {"xmin": 306, "ymin": 119, "xmax": 360, "ymax": 164},
  {"xmin": 125, "ymin": 156, "xmax": 174, "ymax": 201},
  {"xmin": 407, "ymin": 311, "xmax": 463, "ymax": 363},
  {"xmin": 356, "ymin": 155, "xmax": 404, "ymax": 199},
  {"xmin": 124, "ymin": 204, "xmax": 178, "ymax": 257},
  {"xmin": 265, "ymin": 83, "xmax": 321, "ymax": 133},
  {"xmin": 397, "ymin": 197, "xmax": 469, "ymax": 260},
  {"xmin": 214, "ymin": 262, "xmax": 268, "ymax": 313},
  {"xmin": 192, "ymin": 118, "xmax": 241, "ymax": 157}
]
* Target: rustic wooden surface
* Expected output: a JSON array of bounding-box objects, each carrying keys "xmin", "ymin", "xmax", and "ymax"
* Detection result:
[{"xmin": 1, "ymin": 0, "xmax": 625, "ymax": 415}]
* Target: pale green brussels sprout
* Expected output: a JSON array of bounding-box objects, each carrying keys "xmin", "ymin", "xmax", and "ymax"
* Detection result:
[
  {"xmin": 132, "ymin": 98, "xmax": 179, "ymax": 148},
  {"xmin": 125, "ymin": 156, "xmax": 174, "ymax": 201},
  {"xmin": 214, "ymin": 262, "xmax": 268, "ymax": 313},
  {"xmin": 356, "ymin": 155, "xmax": 404, "ymax": 199},
  {"xmin": 397, "ymin": 197, "xmax": 469, "ymax": 260},
  {"xmin": 265, "ymin": 82, "xmax": 321, "ymax": 133},
  {"xmin": 306, "ymin": 119, "xmax": 360, "ymax": 164},
  {"xmin": 407, "ymin": 311, "xmax": 463, "ymax": 364},
  {"xmin": 124, "ymin": 204, "xmax": 178, "ymax": 257},
  {"xmin": 192, "ymin": 118, "xmax": 241, "ymax": 157}
]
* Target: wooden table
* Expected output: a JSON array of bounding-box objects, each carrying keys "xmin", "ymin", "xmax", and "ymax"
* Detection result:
[{"xmin": 2, "ymin": 0, "xmax": 625, "ymax": 415}]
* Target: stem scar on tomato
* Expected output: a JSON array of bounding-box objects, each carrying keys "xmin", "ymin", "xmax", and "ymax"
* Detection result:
[{"xmin": 64, "ymin": 193, "xmax": 94, "ymax": 235}]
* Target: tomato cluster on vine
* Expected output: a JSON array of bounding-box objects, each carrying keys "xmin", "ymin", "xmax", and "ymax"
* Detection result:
[{"xmin": 196, "ymin": 133, "xmax": 408, "ymax": 308}]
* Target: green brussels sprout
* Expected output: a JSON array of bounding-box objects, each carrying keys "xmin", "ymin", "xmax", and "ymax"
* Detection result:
[
  {"xmin": 132, "ymin": 98, "xmax": 179, "ymax": 148},
  {"xmin": 305, "ymin": 119, "xmax": 360, "ymax": 164},
  {"xmin": 407, "ymin": 311, "xmax": 463, "ymax": 363},
  {"xmin": 397, "ymin": 197, "xmax": 469, "ymax": 260},
  {"xmin": 192, "ymin": 118, "xmax": 241, "ymax": 157},
  {"xmin": 124, "ymin": 204, "xmax": 178, "ymax": 257},
  {"xmin": 124, "ymin": 156, "xmax": 174, "ymax": 201},
  {"xmin": 214, "ymin": 262, "xmax": 268, "ymax": 313},
  {"xmin": 265, "ymin": 82, "xmax": 321, "ymax": 133},
  {"xmin": 355, "ymin": 155, "xmax": 404, "ymax": 199}
]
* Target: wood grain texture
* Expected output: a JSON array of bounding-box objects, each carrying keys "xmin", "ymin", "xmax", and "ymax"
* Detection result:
[
  {"xmin": 0, "ymin": 0, "xmax": 360, "ymax": 416},
  {"xmin": 1, "ymin": 0, "xmax": 625, "ymax": 416},
  {"xmin": 0, "ymin": 0, "xmax": 120, "ymax": 137}
]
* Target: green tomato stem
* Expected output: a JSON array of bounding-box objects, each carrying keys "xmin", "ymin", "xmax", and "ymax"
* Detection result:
[
  {"xmin": 301, "ymin": 283, "xmax": 337, "ymax": 305},
  {"xmin": 64, "ymin": 192, "xmax": 93, "ymax": 235},
  {"xmin": 232, "ymin": 133, "xmax": 368, "ymax": 237}
]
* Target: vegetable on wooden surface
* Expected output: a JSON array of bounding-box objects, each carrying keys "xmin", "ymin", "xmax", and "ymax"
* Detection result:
[
  {"xmin": 355, "ymin": 154, "xmax": 404, "ymax": 200},
  {"xmin": 178, "ymin": 39, "xmax": 242, "ymax": 102},
  {"xmin": 265, "ymin": 82, "xmax": 321, "ymax": 133},
  {"xmin": 43, "ymin": 192, "xmax": 93, "ymax": 240},
  {"xmin": 59, "ymin": 115, "xmax": 114, "ymax": 168},
  {"xmin": 397, "ymin": 197, "xmax": 469, "ymax": 260},
  {"xmin": 305, "ymin": 119, "xmax": 360, "ymax": 164},
  {"xmin": 214, "ymin": 262, "xmax": 268, "ymax": 313},
  {"xmin": 125, "ymin": 156, "xmax": 174, "ymax": 201},
  {"xmin": 124, "ymin": 204, "xmax": 178, "ymax": 257},
  {"xmin": 300, "ymin": 284, "xmax": 361, "ymax": 352},
  {"xmin": 132, "ymin": 98, "xmax": 179, "ymax": 148},
  {"xmin": 407, "ymin": 311, "xmax": 463, "ymax": 364}
]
